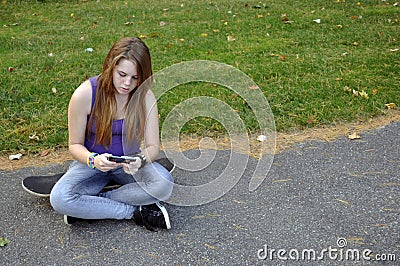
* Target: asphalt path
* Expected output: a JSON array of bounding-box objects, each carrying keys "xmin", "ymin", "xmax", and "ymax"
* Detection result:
[{"xmin": 0, "ymin": 122, "xmax": 399, "ymax": 265}]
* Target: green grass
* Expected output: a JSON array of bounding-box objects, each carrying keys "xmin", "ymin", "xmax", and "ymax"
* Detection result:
[{"xmin": 1, "ymin": 0, "xmax": 399, "ymax": 154}]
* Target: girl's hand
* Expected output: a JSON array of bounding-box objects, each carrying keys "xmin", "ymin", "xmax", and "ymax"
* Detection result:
[
  {"xmin": 122, "ymin": 157, "xmax": 141, "ymax": 175},
  {"xmin": 94, "ymin": 153, "xmax": 119, "ymax": 172}
]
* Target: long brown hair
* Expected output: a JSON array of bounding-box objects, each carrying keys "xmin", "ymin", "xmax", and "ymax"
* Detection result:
[{"xmin": 87, "ymin": 37, "xmax": 153, "ymax": 147}]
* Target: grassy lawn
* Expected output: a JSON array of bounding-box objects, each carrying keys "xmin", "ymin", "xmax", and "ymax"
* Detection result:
[{"xmin": 1, "ymin": 0, "xmax": 399, "ymax": 154}]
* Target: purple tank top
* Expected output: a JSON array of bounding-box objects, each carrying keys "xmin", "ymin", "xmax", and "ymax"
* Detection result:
[{"xmin": 84, "ymin": 76, "xmax": 140, "ymax": 156}]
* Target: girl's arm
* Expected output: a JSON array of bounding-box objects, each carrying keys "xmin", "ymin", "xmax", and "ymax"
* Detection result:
[
  {"xmin": 141, "ymin": 89, "xmax": 160, "ymax": 163},
  {"xmin": 68, "ymin": 80, "xmax": 118, "ymax": 171}
]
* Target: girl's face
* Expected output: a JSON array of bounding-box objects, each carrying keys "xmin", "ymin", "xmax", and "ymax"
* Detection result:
[{"xmin": 113, "ymin": 59, "xmax": 139, "ymax": 95}]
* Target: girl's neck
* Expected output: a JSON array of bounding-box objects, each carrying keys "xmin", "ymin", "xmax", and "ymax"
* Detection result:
[{"xmin": 114, "ymin": 93, "xmax": 129, "ymax": 120}]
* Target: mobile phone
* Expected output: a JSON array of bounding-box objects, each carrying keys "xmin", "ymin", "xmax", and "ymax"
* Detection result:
[{"xmin": 108, "ymin": 155, "xmax": 138, "ymax": 163}]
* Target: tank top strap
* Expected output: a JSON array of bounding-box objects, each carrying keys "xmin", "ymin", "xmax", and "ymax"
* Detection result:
[{"xmin": 89, "ymin": 76, "xmax": 99, "ymax": 109}]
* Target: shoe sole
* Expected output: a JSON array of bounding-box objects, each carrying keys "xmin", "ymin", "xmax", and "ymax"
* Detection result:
[
  {"xmin": 22, "ymin": 179, "xmax": 51, "ymax": 197},
  {"xmin": 156, "ymin": 202, "xmax": 171, "ymax": 229},
  {"xmin": 63, "ymin": 215, "xmax": 72, "ymax": 225}
]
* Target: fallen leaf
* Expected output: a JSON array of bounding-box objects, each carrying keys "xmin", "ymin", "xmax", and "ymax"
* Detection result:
[
  {"xmin": 347, "ymin": 237, "xmax": 364, "ymax": 241},
  {"xmin": 359, "ymin": 90, "xmax": 369, "ymax": 99},
  {"xmin": 9, "ymin": 153, "xmax": 22, "ymax": 160},
  {"xmin": 232, "ymin": 224, "xmax": 246, "ymax": 230},
  {"xmin": 372, "ymin": 89, "xmax": 378, "ymax": 95},
  {"xmin": 380, "ymin": 182, "xmax": 400, "ymax": 187},
  {"xmin": 348, "ymin": 132, "xmax": 360, "ymax": 140},
  {"xmin": 281, "ymin": 14, "xmax": 294, "ymax": 24},
  {"xmin": 382, "ymin": 208, "xmax": 399, "ymax": 212},
  {"xmin": 0, "ymin": 237, "xmax": 10, "ymax": 247},
  {"xmin": 29, "ymin": 134, "xmax": 39, "ymax": 141},
  {"xmin": 385, "ymin": 103, "xmax": 396, "ymax": 109},
  {"xmin": 371, "ymin": 224, "xmax": 388, "ymax": 228},
  {"xmin": 200, "ymin": 33, "xmax": 208, "ymax": 37},
  {"xmin": 40, "ymin": 149, "xmax": 50, "ymax": 157},
  {"xmin": 147, "ymin": 252, "xmax": 158, "ymax": 258},
  {"xmin": 336, "ymin": 199, "xmax": 351, "ymax": 205},
  {"xmin": 227, "ymin": 35, "xmax": 236, "ymax": 42},
  {"xmin": 347, "ymin": 236, "xmax": 364, "ymax": 245},
  {"xmin": 284, "ymin": 20, "xmax": 294, "ymax": 24},
  {"xmin": 204, "ymin": 244, "xmax": 217, "ymax": 250},
  {"xmin": 248, "ymin": 85, "xmax": 259, "ymax": 90}
]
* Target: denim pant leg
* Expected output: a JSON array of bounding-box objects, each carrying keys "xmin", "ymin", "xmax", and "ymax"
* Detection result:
[
  {"xmin": 50, "ymin": 161, "xmax": 136, "ymax": 220},
  {"xmin": 102, "ymin": 162, "xmax": 174, "ymax": 206}
]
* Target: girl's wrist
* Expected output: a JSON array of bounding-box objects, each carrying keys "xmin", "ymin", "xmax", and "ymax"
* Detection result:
[
  {"xmin": 136, "ymin": 153, "xmax": 147, "ymax": 168},
  {"xmin": 87, "ymin": 152, "xmax": 99, "ymax": 169}
]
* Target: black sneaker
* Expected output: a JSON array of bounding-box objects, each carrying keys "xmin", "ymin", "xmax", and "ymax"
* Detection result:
[
  {"xmin": 133, "ymin": 202, "xmax": 171, "ymax": 231},
  {"xmin": 64, "ymin": 215, "xmax": 80, "ymax": 225},
  {"xmin": 63, "ymin": 215, "xmax": 93, "ymax": 225},
  {"xmin": 154, "ymin": 157, "xmax": 175, "ymax": 173}
]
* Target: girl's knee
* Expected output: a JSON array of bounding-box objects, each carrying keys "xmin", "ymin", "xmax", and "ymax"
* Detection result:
[
  {"xmin": 153, "ymin": 174, "xmax": 174, "ymax": 201},
  {"xmin": 49, "ymin": 187, "xmax": 76, "ymax": 214},
  {"xmin": 49, "ymin": 189, "xmax": 63, "ymax": 213}
]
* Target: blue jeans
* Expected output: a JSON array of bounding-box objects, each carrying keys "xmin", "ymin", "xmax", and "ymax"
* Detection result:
[{"xmin": 50, "ymin": 161, "xmax": 173, "ymax": 220}]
